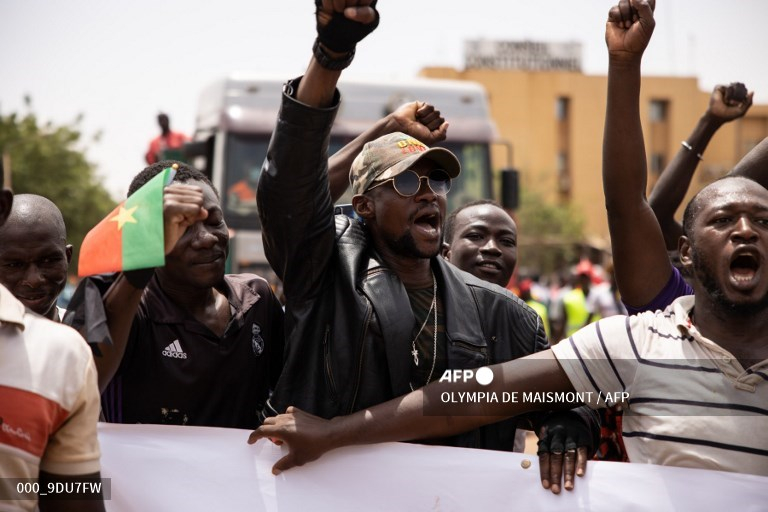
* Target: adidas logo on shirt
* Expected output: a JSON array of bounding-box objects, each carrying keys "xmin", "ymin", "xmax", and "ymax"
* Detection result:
[{"xmin": 162, "ymin": 339, "xmax": 188, "ymax": 359}]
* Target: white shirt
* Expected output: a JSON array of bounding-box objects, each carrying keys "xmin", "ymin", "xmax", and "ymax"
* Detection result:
[{"xmin": 552, "ymin": 296, "xmax": 768, "ymax": 476}]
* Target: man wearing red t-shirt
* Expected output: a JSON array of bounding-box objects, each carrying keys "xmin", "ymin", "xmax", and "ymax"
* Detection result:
[{"xmin": 145, "ymin": 113, "xmax": 189, "ymax": 165}]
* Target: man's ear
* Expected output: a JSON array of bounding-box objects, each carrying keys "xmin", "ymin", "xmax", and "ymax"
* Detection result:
[
  {"xmin": 441, "ymin": 242, "xmax": 451, "ymax": 259},
  {"xmin": 352, "ymin": 194, "xmax": 375, "ymax": 221},
  {"xmin": 0, "ymin": 189, "xmax": 13, "ymax": 228},
  {"xmin": 679, "ymin": 235, "xmax": 693, "ymax": 271},
  {"xmin": 65, "ymin": 244, "xmax": 74, "ymax": 265}
]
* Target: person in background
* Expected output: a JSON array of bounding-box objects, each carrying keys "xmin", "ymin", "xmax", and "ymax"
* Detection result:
[
  {"xmin": 648, "ymin": 83, "xmax": 753, "ymax": 252},
  {"xmin": 555, "ymin": 261, "xmax": 596, "ymax": 340},
  {"xmin": 517, "ymin": 279, "xmax": 550, "ymax": 339},
  {"xmin": 145, "ymin": 113, "xmax": 190, "ymax": 165},
  {"xmin": 0, "ymin": 194, "xmax": 72, "ymax": 321},
  {"xmin": 442, "ymin": 199, "xmax": 517, "ymax": 289}
]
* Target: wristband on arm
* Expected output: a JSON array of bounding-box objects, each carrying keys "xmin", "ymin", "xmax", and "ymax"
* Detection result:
[{"xmin": 312, "ymin": 39, "xmax": 355, "ymax": 71}]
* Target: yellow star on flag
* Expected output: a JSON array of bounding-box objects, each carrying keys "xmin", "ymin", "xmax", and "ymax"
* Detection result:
[{"xmin": 110, "ymin": 205, "xmax": 139, "ymax": 231}]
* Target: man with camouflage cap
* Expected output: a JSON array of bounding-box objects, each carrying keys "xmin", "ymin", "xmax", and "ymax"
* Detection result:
[{"xmin": 256, "ymin": 0, "xmax": 599, "ymax": 487}]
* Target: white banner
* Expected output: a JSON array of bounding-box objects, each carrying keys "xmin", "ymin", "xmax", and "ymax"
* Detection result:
[{"xmin": 98, "ymin": 423, "xmax": 767, "ymax": 512}]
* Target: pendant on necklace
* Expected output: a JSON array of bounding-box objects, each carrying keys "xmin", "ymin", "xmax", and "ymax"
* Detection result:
[{"xmin": 411, "ymin": 348, "xmax": 419, "ymax": 366}]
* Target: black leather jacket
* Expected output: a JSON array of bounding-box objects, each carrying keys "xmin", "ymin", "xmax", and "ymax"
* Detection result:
[{"xmin": 257, "ymin": 78, "xmax": 592, "ymax": 451}]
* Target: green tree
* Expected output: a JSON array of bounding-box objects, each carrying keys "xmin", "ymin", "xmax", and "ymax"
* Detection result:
[
  {"xmin": 515, "ymin": 188, "xmax": 585, "ymax": 276},
  {"xmin": 0, "ymin": 101, "xmax": 116, "ymax": 273}
]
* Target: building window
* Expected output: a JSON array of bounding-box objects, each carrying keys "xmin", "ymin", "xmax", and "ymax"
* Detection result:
[
  {"xmin": 556, "ymin": 97, "xmax": 570, "ymax": 121},
  {"xmin": 557, "ymin": 151, "xmax": 571, "ymax": 194},
  {"xmin": 649, "ymin": 100, "xmax": 668, "ymax": 122}
]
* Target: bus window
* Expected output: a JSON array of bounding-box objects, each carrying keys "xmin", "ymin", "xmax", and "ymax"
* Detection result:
[
  {"xmin": 223, "ymin": 133, "xmax": 349, "ymax": 229},
  {"xmin": 437, "ymin": 141, "xmax": 492, "ymax": 211},
  {"xmin": 224, "ymin": 133, "xmax": 269, "ymax": 229}
]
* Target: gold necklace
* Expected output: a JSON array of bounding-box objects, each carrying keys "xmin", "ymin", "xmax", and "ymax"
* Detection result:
[{"xmin": 410, "ymin": 271, "xmax": 438, "ymax": 391}]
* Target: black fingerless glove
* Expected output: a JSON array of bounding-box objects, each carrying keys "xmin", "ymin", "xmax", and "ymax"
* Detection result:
[
  {"xmin": 536, "ymin": 410, "xmax": 599, "ymax": 457},
  {"xmin": 315, "ymin": 0, "xmax": 380, "ymax": 53}
]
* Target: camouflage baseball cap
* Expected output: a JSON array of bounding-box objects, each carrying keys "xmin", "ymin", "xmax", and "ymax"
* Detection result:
[{"xmin": 349, "ymin": 132, "xmax": 461, "ymax": 195}]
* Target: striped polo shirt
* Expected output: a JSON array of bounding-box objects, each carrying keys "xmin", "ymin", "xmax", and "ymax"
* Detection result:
[
  {"xmin": 552, "ymin": 296, "xmax": 768, "ymax": 476},
  {"xmin": 0, "ymin": 285, "xmax": 101, "ymax": 509}
]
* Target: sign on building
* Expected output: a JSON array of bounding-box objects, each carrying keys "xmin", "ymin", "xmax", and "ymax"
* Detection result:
[{"xmin": 465, "ymin": 40, "xmax": 582, "ymax": 72}]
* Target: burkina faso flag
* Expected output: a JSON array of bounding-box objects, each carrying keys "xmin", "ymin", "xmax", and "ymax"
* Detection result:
[{"xmin": 78, "ymin": 167, "xmax": 176, "ymax": 276}]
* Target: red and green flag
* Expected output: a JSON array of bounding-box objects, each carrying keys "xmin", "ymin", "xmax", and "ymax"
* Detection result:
[{"xmin": 78, "ymin": 167, "xmax": 176, "ymax": 276}]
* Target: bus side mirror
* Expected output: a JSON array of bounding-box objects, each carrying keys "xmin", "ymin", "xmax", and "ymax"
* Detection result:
[{"xmin": 500, "ymin": 168, "xmax": 520, "ymax": 211}]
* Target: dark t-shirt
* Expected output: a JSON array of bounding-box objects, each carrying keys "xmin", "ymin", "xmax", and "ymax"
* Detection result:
[
  {"xmin": 406, "ymin": 286, "xmax": 446, "ymax": 390},
  {"xmin": 101, "ymin": 274, "xmax": 284, "ymax": 428},
  {"xmin": 624, "ymin": 266, "xmax": 693, "ymax": 315}
]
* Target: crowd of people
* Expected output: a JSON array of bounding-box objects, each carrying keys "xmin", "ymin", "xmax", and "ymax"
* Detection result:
[{"xmin": 1, "ymin": 0, "xmax": 766, "ymax": 509}]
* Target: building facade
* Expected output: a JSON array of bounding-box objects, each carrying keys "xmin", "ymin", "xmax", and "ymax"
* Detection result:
[{"xmin": 420, "ymin": 65, "xmax": 768, "ymax": 247}]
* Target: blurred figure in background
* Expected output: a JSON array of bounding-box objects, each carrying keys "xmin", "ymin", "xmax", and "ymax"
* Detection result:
[{"xmin": 145, "ymin": 113, "xmax": 190, "ymax": 165}]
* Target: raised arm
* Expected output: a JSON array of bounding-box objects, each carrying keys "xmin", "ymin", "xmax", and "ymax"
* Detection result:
[
  {"xmin": 297, "ymin": 1, "xmax": 378, "ymax": 108},
  {"xmin": 731, "ymin": 136, "xmax": 768, "ymax": 187},
  {"xmin": 602, "ymin": 0, "xmax": 670, "ymax": 309},
  {"xmin": 249, "ymin": 351, "xmax": 575, "ymax": 473},
  {"xmin": 649, "ymin": 83, "xmax": 753, "ymax": 250},
  {"xmin": 93, "ymin": 185, "xmax": 207, "ymax": 391},
  {"xmin": 328, "ymin": 101, "xmax": 448, "ymax": 202},
  {"xmin": 256, "ymin": 0, "xmax": 378, "ymax": 298}
]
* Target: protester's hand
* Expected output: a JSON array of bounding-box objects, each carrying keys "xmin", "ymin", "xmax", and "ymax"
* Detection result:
[
  {"xmin": 707, "ymin": 83, "xmax": 754, "ymax": 124},
  {"xmin": 536, "ymin": 412, "xmax": 593, "ymax": 494},
  {"xmin": 386, "ymin": 101, "xmax": 449, "ymax": 146},
  {"xmin": 605, "ymin": 0, "xmax": 655, "ymax": 61},
  {"xmin": 163, "ymin": 184, "xmax": 208, "ymax": 254},
  {"xmin": 248, "ymin": 406, "xmax": 337, "ymax": 474},
  {"xmin": 316, "ymin": 0, "xmax": 379, "ymax": 53}
]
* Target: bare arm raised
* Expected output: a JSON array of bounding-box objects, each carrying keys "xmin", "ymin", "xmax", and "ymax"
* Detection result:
[
  {"xmin": 731, "ymin": 136, "xmax": 768, "ymax": 187},
  {"xmin": 649, "ymin": 83, "xmax": 753, "ymax": 250},
  {"xmin": 602, "ymin": 0, "xmax": 670, "ymax": 309},
  {"xmin": 328, "ymin": 101, "xmax": 448, "ymax": 202}
]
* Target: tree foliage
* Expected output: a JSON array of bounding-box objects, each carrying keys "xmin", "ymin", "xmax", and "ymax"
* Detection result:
[
  {"xmin": 0, "ymin": 102, "xmax": 116, "ymax": 273},
  {"xmin": 515, "ymin": 188, "xmax": 585, "ymax": 277}
]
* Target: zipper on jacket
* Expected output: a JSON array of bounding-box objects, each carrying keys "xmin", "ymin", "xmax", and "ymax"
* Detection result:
[
  {"xmin": 322, "ymin": 325, "xmax": 338, "ymax": 399},
  {"xmin": 348, "ymin": 296, "xmax": 373, "ymax": 414}
]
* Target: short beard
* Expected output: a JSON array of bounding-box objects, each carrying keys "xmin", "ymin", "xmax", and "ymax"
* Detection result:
[
  {"xmin": 693, "ymin": 248, "xmax": 768, "ymax": 317},
  {"xmin": 389, "ymin": 231, "xmax": 439, "ymax": 260}
]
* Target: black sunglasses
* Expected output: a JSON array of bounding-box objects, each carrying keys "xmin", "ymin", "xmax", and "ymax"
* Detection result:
[{"xmin": 367, "ymin": 169, "xmax": 452, "ymax": 197}]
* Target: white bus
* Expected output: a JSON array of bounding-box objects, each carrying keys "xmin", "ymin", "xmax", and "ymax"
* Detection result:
[{"xmin": 187, "ymin": 75, "xmax": 500, "ymax": 275}]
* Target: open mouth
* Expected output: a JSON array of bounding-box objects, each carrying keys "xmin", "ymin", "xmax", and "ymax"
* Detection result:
[
  {"xmin": 414, "ymin": 211, "xmax": 440, "ymax": 230},
  {"xmin": 729, "ymin": 250, "xmax": 760, "ymax": 284}
]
